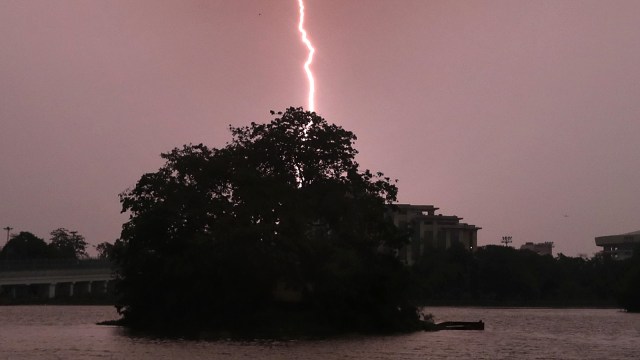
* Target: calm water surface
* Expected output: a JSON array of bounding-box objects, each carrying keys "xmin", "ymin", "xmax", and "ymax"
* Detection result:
[{"xmin": 0, "ymin": 306, "xmax": 638, "ymax": 359}]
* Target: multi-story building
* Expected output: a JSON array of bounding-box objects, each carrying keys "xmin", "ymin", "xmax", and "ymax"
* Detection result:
[
  {"xmin": 388, "ymin": 204, "xmax": 481, "ymax": 265},
  {"xmin": 595, "ymin": 230, "xmax": 640, "ymax": 260}
]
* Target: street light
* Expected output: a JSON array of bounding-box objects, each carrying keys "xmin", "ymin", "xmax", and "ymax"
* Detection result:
[
  {"xmin": 501, "ymin": 235, "xmax": 512, "ymax": 247},
  {"xmin": 3, "ymin": 226, "xmax": 13, "ymax": 246}
]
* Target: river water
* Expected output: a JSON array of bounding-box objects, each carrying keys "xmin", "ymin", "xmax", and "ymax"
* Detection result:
[{"xmin": 0, "ymin": 306, "xmax": 638, "ymax": 359}]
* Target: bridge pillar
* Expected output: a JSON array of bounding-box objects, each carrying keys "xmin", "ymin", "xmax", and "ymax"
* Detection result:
[
  {"xmin": 48, "ymin": 283, "xmax": 56, "ymax": 299},
  {"xmin": 57, "ymin": 282, "xmax": 75, "ymax": 297}
]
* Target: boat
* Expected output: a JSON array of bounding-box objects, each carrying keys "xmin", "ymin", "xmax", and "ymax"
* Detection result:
[{"xmin": 435, "ymin": 320, "xmax": 484, "ymax": 331}]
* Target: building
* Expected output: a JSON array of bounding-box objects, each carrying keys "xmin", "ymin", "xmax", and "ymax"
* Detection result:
[
  {"xmin": 388, "ymin": 204, "xmax": 481, "ymax": 265},
  {"xmin": 520, "ymin": 242, "xmax": 554, "ymax": 256},
  {"xmin": 595, "ymin": 230, "xmax": 640, "ymax": 260}
]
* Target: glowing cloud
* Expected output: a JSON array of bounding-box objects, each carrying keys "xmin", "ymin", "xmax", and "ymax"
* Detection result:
[{"xmin": 298, "ymin": 0, "xmax": 315, "ymax": 112}]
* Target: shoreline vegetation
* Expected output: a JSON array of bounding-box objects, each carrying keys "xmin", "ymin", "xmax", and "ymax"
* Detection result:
[
  {"xmin": 95, "ymin": 311, "xmax": 432, "ymax": 339},
  {"xmin": 410, "ymin": 243, "xmax": 640, "ymax": 313}
]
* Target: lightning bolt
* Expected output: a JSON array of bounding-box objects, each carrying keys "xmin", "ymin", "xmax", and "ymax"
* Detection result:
[{"xmin": 298, "ymin": 0, "xmax": 315, "ymax": 112}]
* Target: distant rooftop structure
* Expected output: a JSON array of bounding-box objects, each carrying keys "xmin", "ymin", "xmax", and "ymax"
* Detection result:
[
  {"xmin": 388, "ymin": 204, "xmax": 481, "ymax": 266},
  {"xmin": 520, "ymin": 242, "xmax": 554, "ymax": 256},
  {"xmin": 595, "ymin": 230, "xmax": 640, "ymax": 260}
]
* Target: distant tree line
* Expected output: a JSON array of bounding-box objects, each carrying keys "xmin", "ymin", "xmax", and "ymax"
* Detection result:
[
  {"xmin": 0, "ymin": 228, "xmax": 112, "ymax": 260},
  {"xmin": 411, "ymin": 243, "xmax": 640, "ymax": 311}
]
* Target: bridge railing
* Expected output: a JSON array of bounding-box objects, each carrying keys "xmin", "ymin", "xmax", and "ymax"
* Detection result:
[{"xmin": 0, "ymin": 258, "xmax": 112, "ymax": 272}]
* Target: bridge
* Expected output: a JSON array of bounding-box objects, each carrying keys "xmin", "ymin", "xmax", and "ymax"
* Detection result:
[{"xmin": 0, "ymin": 259, "xmax": 115, "ymax": 300}]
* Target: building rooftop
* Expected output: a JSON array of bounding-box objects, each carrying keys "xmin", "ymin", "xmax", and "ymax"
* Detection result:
[
  {"xmin": 595, "ymin": 230, "xmax": 640, "ymax": 247},
  {"xmin": 390, "ymin": 203, "xmax": 480, "ymax": 230}
]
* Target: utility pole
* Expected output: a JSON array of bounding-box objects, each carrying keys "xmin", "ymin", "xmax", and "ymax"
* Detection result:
[
  {"xmin": 501, "ymin": 235, "xmax": 512, "ymax": 247},
  {"xmin": 3, "ymin": 226, "xmax": 13, "ymax": 246}
]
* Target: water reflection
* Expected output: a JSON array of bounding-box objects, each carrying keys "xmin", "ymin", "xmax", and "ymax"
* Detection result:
[{"xmin": 0, "ymin": 306, "xmax": 639, "ymax": 359}]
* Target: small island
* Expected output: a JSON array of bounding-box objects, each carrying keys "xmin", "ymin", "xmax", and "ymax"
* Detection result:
[{"xmin": 109, "ymin": 107, "xmax": 424, "ymax": 336}]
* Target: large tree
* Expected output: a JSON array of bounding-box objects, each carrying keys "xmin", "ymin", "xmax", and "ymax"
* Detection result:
[
  {"xmin": 0, "ymin": 232, "xmax": 49, "ymax": 260},
  {"xmin": 48, "ymin": 228, "xmax": 88, "ymax": 259},
  {"xmin": 96, "ymin": 241, "xmax": 114, "ymax": 260},
  {"xmin": 113, "ymin": 107, "xmax": 417, "ymax": 333}
]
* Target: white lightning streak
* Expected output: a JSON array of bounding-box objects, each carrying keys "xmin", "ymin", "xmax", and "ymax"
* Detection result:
[{"xmin": 298, "ymin": 0, "xmax": 315, "ymax": 112}]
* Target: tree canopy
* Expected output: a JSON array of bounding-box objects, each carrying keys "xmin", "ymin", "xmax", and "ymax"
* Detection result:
[
  {"xmin": 48, "ymin": 228, "xmax": 89, "ymax": 259},
  {"xmin": 0, "ymin": 229, "xmax": 89, "ymax": 261},
  {"xmin": 113, "ymin": 107, "xmax": 417, "ymax": 334},
  {"xmin": 0, "ymin": 232, "xmax": 49, "ymax": 260},
  {"xmin": 96, "ymin": 241, "xmax": 114, "ymax": 260}
]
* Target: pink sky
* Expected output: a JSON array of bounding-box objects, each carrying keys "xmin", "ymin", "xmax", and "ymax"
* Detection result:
[{"xmin": 1, "ymin": 0, "xmax": 639, "ymax": 256}]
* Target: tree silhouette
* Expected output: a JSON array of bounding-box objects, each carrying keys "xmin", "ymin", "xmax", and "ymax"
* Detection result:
[
  {"xmin": 48, "ymin": 228, "xmax": 88, "ymax": 259},
  {"xmin": 0, "ymin": 232, "xmax": 49, "ymax": 260},
  {"xmin": 113, "ymin": 107, "xmax": 416, "ymax": 333},
  {"xmin": 96, "ymin": 241, "xmax": 114, "ymax": 260}
]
